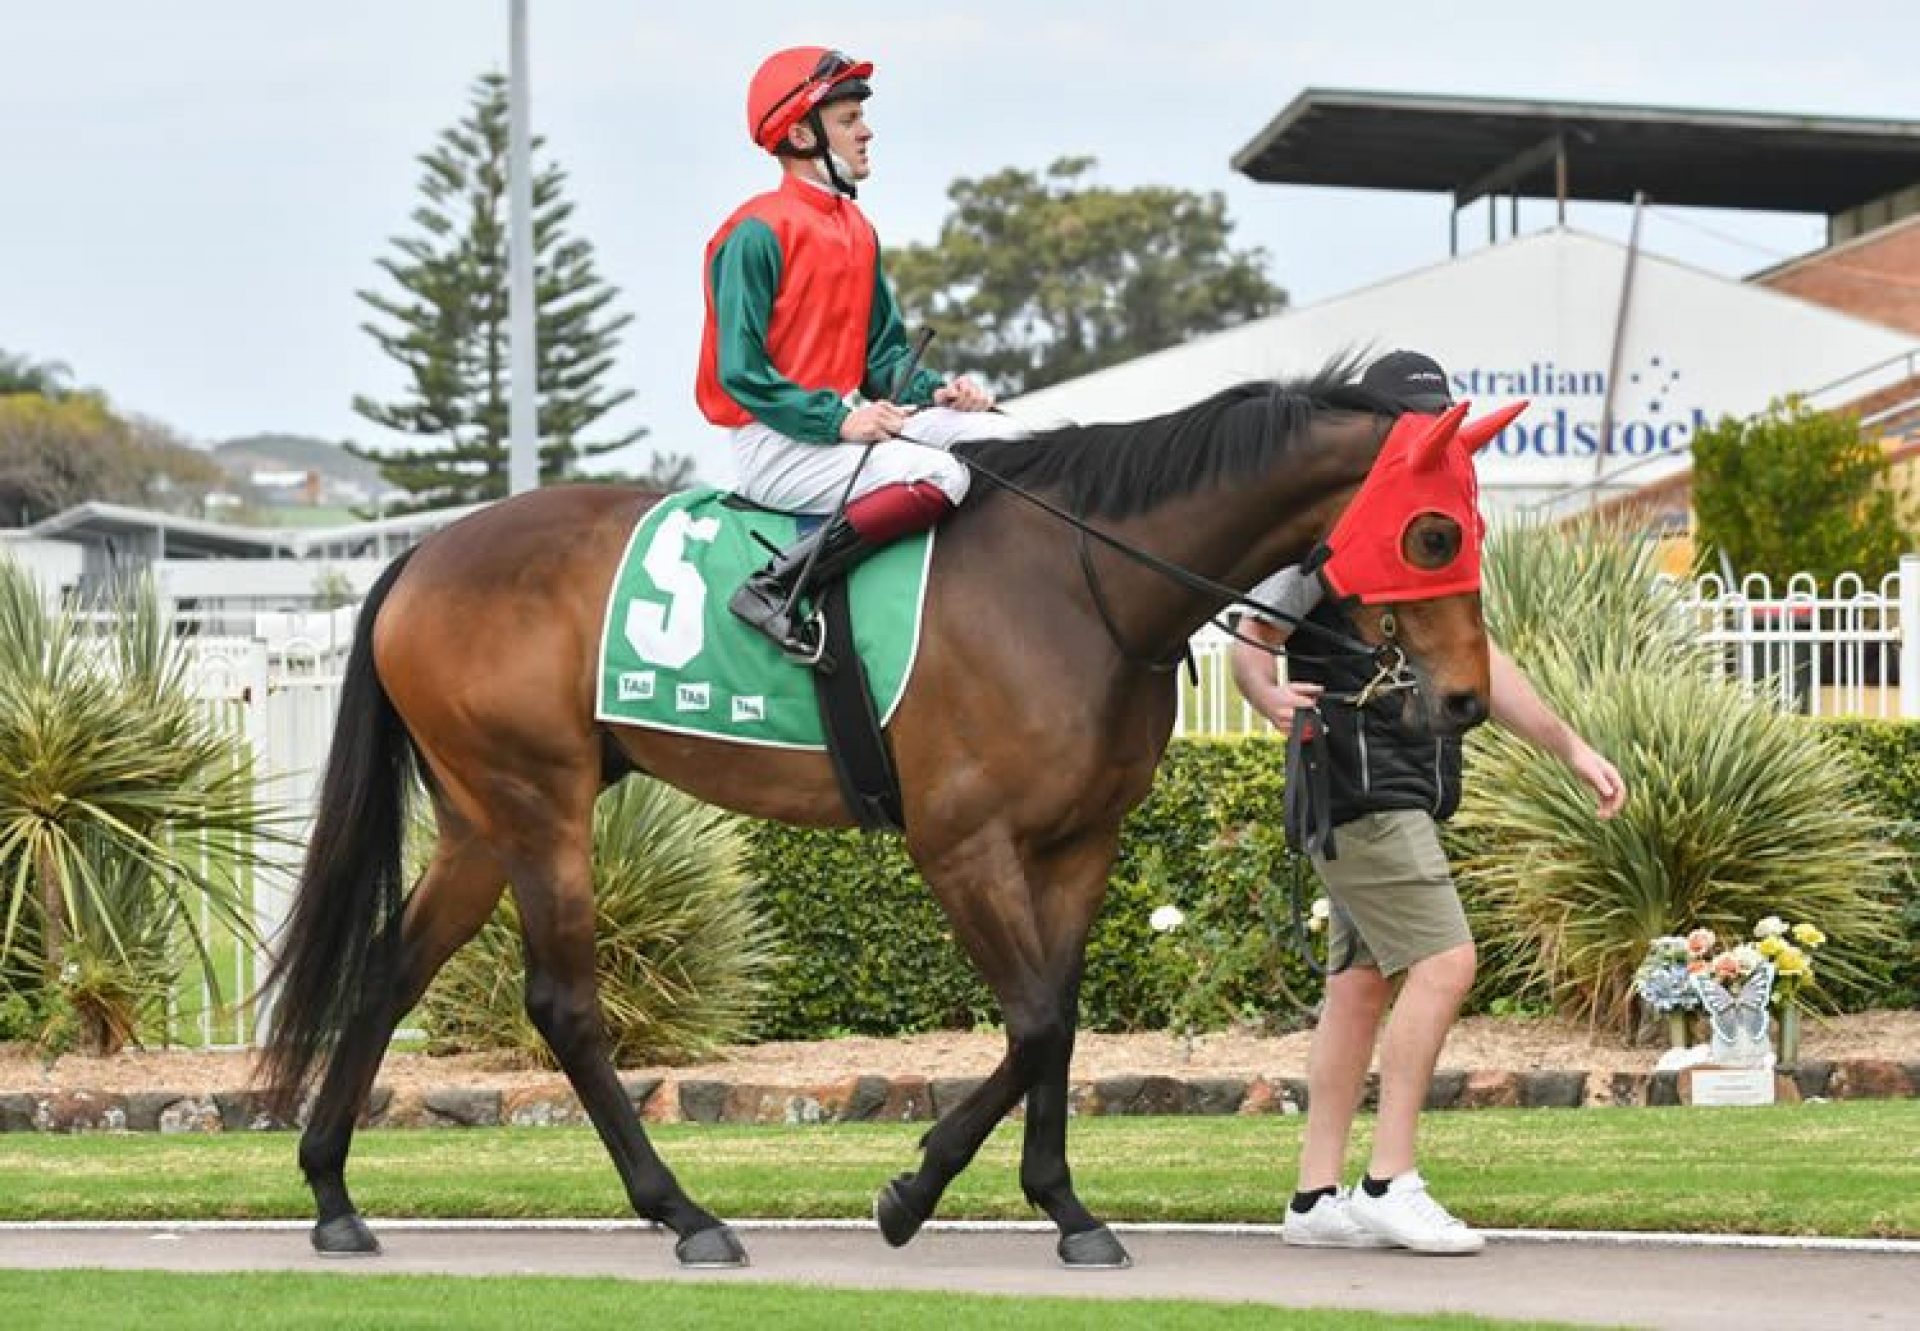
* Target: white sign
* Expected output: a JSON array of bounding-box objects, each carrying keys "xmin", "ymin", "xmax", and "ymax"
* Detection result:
[
  {"xmin": 675, "ymin": 682, "xmax": 710, "ymax": 713},
  {"xmin": 1453, "ymin": 354, "xmax": 1704, "ymax": 466},
  {"xmin": 1688, "ymin": 1067, "xmax": 1777, "ymax": 1107}
]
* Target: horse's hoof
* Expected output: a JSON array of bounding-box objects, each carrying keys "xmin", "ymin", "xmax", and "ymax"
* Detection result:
[
  {"xmin": 874, "ymin": 1175, "xmax": 926, "ymax": 1248},
  {"xmin": 1057, "ymin": 1225, "xmax": 1131, "ymax": 1270},
  {"xmin": 675, "ymin": 1224, "xmax": 749, "ymax": 1269},
  {"xmin": 311, "ymin": 1213, "xmax": 380, "ymax": 1257}
]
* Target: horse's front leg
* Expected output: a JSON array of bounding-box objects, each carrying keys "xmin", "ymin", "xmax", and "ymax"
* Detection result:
[
  {"xmin": 1016, "ymin": 828, "xmax": 1128, "ymax": 1267},
  {"xmin": 874, "ymin": 825, "xmax": 1126, "ymax": 1266}
]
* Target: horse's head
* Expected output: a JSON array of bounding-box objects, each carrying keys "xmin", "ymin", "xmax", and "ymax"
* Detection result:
[{"xmin": 1315, "ymin": 400, "xmax": 1525, "ymax": 739}]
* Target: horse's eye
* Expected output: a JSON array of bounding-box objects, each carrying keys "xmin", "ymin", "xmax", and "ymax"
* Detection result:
[{"xmin": 1403, "ymin": 516, "xmax": 1462, "ymax": 569}]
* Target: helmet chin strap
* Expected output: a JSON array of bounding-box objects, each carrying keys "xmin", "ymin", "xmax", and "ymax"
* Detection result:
[
  {"xmin": 804, "ymin": 109, "xmax": 859, "ymax": 199},
  {"xmin": 825, "ymin": 151, "xmax": 859, "ymax": 198}
]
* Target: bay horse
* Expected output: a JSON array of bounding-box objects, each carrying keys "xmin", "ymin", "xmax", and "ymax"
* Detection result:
[{"xmin": 259, "ymin": 368, "xmax": 1498, "ymax": 1270}]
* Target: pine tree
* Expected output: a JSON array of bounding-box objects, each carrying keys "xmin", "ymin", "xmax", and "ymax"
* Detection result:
[{"xmin": 352, "ymin": 72, "xmax": 650, "ymax": 511}]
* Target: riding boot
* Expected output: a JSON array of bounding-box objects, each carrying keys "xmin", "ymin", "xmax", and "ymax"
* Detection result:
[{"xmin": 729, "ymin": 515, "xmax": 879, "ymax": 661}]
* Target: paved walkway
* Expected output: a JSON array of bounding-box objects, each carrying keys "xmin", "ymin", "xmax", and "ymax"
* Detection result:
[{"xmin": 1, "ymin": 1221, "xmax": 1913, "ymax": 1328}]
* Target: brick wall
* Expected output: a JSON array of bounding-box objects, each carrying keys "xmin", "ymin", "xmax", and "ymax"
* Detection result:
[{"xmin": 1757, "ymin": 215, "xmax": 1920, "ymax": 336}]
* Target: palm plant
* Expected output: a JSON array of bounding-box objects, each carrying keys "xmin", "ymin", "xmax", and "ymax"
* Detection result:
[
  {"xmin": 1452, "ymin": 519, "xmax": 1901, "ymax": 1031},
  {"xmin": 420, "ymin": 776, "xmax": 779, "ymax": 1066},
  {"xmin": 0, "ymin": 560, "xmax": 282, "ymax": 1054}
]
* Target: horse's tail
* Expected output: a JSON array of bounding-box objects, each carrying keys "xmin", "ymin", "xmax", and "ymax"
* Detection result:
[{"xmin": 257, "ymin": 548, "xmax": 419, "ymax": 1115}]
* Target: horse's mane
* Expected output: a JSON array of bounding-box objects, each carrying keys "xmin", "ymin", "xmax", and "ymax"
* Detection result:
[{"xmin": 952, "ymin": 362, "xmax": 1393, "ymax": 520}]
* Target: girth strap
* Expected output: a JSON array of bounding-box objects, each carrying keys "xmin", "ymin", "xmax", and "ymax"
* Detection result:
[{"xmin": 809, "ymin": 580, "xmax": 906, "ymax": 832}]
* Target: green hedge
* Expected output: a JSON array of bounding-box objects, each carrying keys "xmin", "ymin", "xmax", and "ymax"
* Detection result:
[
  {"xmin": 744, "ymin": 738, "xmax": 1320, "ymax": 1039},
  {"xmin": 745, "ymin": 725, "xmax": 1920, "ymax": 1040},
  {"xmin": 1814, "ymin": 720, "xmax": 1920, "ymax": 1007}
]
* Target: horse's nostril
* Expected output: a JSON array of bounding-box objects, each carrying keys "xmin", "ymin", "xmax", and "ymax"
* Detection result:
[{"xmin": 1444, "ymin": 691, "xmax": 1486, "ymax": 727}]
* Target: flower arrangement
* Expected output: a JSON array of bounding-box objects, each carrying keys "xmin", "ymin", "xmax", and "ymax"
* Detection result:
[
  {"xmin": 1635, "ymin": 917, "xmax": 1825, "ymax": 1064},
  {"xmin": 1751, "ymin": 916, "xmax": 1825, "ymax": 1009},
  {"xmin": 1633, "ymin": 934, "xmax": 1702, "ymax": 1017}
]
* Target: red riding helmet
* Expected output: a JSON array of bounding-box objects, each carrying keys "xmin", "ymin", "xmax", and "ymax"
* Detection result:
[{"xmin": 748, "ymin": 46, "xmax": 874, "ymax": 154}]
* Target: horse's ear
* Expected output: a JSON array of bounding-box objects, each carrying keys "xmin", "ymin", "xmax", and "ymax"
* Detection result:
[
  {"xmin": 1410, "ymin": 400, "xmax": 1470, "ymax": 472},
  {"xmin": 1458, "ymin": 400, "xmax": 1529, "ymax": 454}
]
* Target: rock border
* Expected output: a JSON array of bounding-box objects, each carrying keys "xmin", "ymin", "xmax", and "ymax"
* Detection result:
[{"xmin": 3, "ymin": 1059, "xmax": 1915, "ymax": 1133}]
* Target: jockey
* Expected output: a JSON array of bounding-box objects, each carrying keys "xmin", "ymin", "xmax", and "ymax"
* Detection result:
[{"xmin": 698, "ymin": 46, "xmax": 1018, "ymax": 658}]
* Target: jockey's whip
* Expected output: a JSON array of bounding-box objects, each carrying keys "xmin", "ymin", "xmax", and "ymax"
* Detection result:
[{"xmin": 775, "ymin": 327, "xmax": 937, "ymax": 632}]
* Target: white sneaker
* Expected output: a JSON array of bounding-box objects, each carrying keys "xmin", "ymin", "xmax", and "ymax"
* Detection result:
[
  {"xmin": 1282, "ymin": 1187, "xmax": 1397, "ymax": 1249},
  {"xmin": 1346, "ymin": 1171, "xmax": 1485, "ymax": 1254}
]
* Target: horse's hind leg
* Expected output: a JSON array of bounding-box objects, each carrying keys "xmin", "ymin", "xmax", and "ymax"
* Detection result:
[
  {"xmin": 507, "ymin": 835, "xmax": 745, "ymax": 1268},
  {"xmin": 300, "ymin": 814, "xmax": 504, "ymax": 1255},
  {"xmin": 874, "ymin": 827, "xmax": 1127, "ymax": 1266}
]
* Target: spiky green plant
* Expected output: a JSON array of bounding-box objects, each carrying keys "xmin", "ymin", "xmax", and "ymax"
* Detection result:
[
  {"xmin": 1481, "ymin": 514, "xmax": 1704, "ymax": 677},
  {"xmin": 0, "ymin": 559, "xmax": 285, "ymax": 1054},
  {"xmin": 37, "ymin": 842, "xmax": 182, "ymax": 1053},
  {"xmin": 1454, "ymin": 522, "xmax": 1901, "ymax": 1031},
  {"xmin": 419, "ymin": 777, "xmax": 779, "ymax": 1066}
]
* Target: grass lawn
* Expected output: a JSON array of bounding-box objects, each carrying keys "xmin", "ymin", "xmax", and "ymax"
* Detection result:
[
  {"xmin": 1, "ymin": 1103, "xmax": 1914, "ymax": 1237},
  {"xmin": 0, "ymin": 1270, "xmax": 1594, "ymax": 1331}
]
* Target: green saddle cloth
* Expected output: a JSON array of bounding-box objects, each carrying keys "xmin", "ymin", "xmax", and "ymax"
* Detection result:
[{"xmin": 595, "ymin": 488, "xmax": 932, "ymax": 748}]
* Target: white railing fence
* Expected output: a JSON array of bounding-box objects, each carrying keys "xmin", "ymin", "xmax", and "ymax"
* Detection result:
[
  {"xmin": 176, "ymin": 635, "xmax": 347, "ymax": 1048},
  {"xmin": 1670, "ymin": 565, "xmax": 1911, "ymax": 722}
]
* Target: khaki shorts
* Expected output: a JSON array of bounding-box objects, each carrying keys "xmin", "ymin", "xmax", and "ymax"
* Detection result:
[{"xmin": 1310, "ymin": 809, "xmax": 1472, "ymax": 978}]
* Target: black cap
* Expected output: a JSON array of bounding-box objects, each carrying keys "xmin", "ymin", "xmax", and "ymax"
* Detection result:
[{"xmin": 1361, "ymin": 350, "xmax": 1453, "ymax": 413}]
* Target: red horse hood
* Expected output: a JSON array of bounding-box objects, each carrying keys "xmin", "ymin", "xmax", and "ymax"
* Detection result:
[{"xmin": 1319, "ymin": 401, "xmax": 1528, "ymax": 605}]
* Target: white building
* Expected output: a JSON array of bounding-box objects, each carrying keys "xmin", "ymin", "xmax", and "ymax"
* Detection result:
[{"xmin": 1006, "ymin": 226, "xmax": 1920, "ymax": 514}]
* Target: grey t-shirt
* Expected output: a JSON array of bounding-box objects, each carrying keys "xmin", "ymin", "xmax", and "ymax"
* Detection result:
[{"xmin": 1236, "ymin": 565, "xmax": 1323, "ymax": 629}]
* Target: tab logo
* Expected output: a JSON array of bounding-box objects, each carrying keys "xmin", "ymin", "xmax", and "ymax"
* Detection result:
[
  {"xmin": 675, "ymin": 682, "xmax": 710, "ymax": 712},
  {"xmin": 616, "ymin": 671, "xmax": 656, "ymax": 702},
  {"xmin": 731, "ymin": 695, "xmax": 766, "ymax": 723}
]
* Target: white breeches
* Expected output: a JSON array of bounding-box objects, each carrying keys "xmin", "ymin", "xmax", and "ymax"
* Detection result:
[{"xmin": 730, "ymin": 407, "xmax": 1027, "ymax": 515}]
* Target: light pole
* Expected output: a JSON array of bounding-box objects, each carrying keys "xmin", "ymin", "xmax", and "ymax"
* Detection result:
[{"xmin": 507, "ymin": 0, "xmax": 538, "ymax": 496}]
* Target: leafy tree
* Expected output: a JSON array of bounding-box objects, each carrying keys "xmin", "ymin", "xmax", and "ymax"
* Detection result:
[
  {"xmin": 352, "ymin": 71, "xmax": 659, "ymax": 512},
  {"xmin": 885, "ymin": 157, "xmax": 1287, "ymax": 397},
  {"xmin": 1692, "ymin": 398, "xmax": 1913, "ymax": 587},
  {"xmin": 0, "ymin": 394, "xmax": 224, "ymax": 526},
  {"xmin": 121, "ymin": 415, "xmax": 228, "ymax": 514},
  {"xmin": 0, "ymin": 350, "xmax": 73, "ymax": 399},
  {"xmin": 0, "ymin": 394, "xmax": 126, "ymax": 525}
]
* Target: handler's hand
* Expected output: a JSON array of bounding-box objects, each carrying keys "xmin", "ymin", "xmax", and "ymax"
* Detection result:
[{"xmin": 1569, "ymin": 743, "xmax": 1627, "ymax": 819}]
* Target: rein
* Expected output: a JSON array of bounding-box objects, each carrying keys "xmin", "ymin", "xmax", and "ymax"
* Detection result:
[
  {"xmin": 960, "ymin": 451, "xmax": 1414, "ymax": 692},
  {"xmin": 960, "ymin": 449, "xmax": 1422, "ymax": 980}
]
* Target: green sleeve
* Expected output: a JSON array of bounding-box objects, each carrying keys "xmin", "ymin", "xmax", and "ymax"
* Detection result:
[
  {"xmin": 864, "ymin": 261, "xmax": 946, "ymax": 406},
  {"xmin": 709, "ymin": 219, "xmax": 851, "ymax": 443}
]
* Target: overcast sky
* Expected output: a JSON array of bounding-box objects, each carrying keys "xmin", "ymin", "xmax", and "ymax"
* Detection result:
[{"xmin": 6, "ymin": 1, "xmax": 1914, "ymax": 483}]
